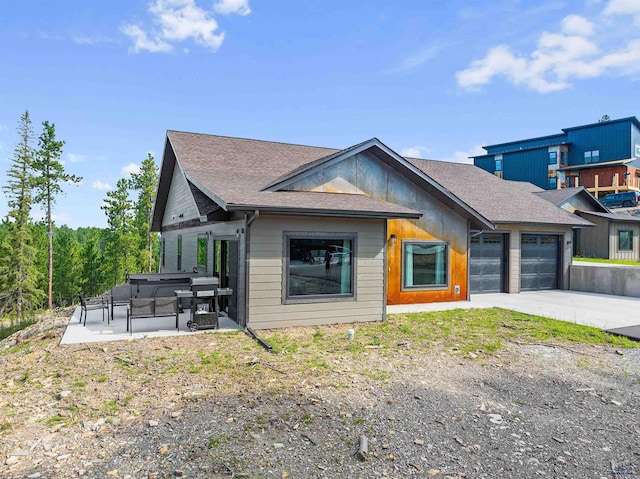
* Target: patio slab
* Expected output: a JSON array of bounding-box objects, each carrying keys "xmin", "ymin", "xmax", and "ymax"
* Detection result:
[{"xmin": 61, "ymin": 304, "xmax": 241, "ymax": 345}]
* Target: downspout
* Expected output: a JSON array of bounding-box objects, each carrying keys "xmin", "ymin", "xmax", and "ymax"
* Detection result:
[{"xmin": 243, "ymin": 210, "xmax": 259, "ymax": 329}]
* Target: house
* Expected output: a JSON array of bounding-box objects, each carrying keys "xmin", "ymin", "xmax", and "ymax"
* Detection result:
[
  {"xmin": 534, "ymin": 186, "xmax": 640, "ymax": 260},
  {"xmin": 405, "ymin": 161, "xmax": 592, "ymax": 293},
  {"xmin": 151, "ymin": 131, "xmax": 592, "ymax": 329},
  {"xmin": 472, "ymin": 117, "xmax": 640, "ymax": 198}
]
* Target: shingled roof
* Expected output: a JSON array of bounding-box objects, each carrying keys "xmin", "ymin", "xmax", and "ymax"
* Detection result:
[
  {"xmin": 151, "ymin": 132, "xmax": 423, "ymax": 231},
  {"xmin": 152, "ymin": 130, "xmax": 591, "ymax": 232},
  {"xmin": 533, "ymin": 186, "xmax": 608, "ymax": 213},
  {"xmin": 405, "ymin": 158, "xmax": 593, "ymax": 227}
]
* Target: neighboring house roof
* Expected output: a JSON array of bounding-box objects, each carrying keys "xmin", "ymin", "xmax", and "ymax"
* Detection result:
[
  {"xmin": 577, "ymin": 210, "xmax": 640, "ymax": 222},
  {"xmin": 534, "ymin": 186, "xmax": 609, "ymax": 213},
  {"xmin": 405, "ymin": 159, "xmax": 594, "ymax": 228}
]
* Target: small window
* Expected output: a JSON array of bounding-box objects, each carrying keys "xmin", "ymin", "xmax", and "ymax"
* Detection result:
[
  {"xmin": 402, "ymin": 241, "xmax": 448, "ymax": 289},
  {"xmin": 549, "ymin": 176, "xmax": 557, "ymax": 189},
  {"xmin": 549, "ymin": 151, "xmax": 557, "ymax": 165},
  {"xmin": 161, "ymin": 238, "xmax": 166, "ymax": 267},
  {"xmin": 177, "ymin": 235, "xmax": 182, "ymax": 271},
  {"xmin": 495, "ymin": 158, "xmax": 502, "ymax": 172},
  {"xmin": 584, "ymin": 150, "xmax": 600, "ymax": 164},
  {"xmin": 619, "ymin": 230, "xmax": 633, "ymax": 251},
  {"xmin": 285, "ymin": 234, "xmax": 354, "ymax": 301},
  {"xmin": 197, "ymin": 235, "xmax": 208, "ymax": 271}
]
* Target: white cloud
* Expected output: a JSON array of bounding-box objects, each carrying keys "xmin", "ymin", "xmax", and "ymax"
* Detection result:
[
  {"xmin": 122, "ymin": 0, "xmax": 251, "ymax": 53},
  {"xmin": 456, "ymin": 2, "xmax": 640, "ymax": 93},
  {"xmin": 92, "ymin": 180, "xmax": 112, "ymax": 191},
  {"xmin": 604, "ymin": 0, "xmax": 640, "ymax": 25},
  {"xmin": 400, "ymin": 146, "xmax": 431, "ymax": 159},
  {"xmin": 213, "ymin": 0, "xmax": 251, "ymax": 16},
  {"xmin": 67, "ymin": 153, "xmax": 85, "ymax": 163},
  {"xmin": 122, "ymin": 162, "xmax": 141, "ymax": 177},
  {"xmin": 438, "ymin": 145, "xmax": 485, "ymax": 164}
]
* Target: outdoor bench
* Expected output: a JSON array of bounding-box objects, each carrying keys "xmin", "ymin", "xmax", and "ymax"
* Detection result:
[{"xmin": 126, "ymin": 297, "xmax": 179, "ymax": 335}]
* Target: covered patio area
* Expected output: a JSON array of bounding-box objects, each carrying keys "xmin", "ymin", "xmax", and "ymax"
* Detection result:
[{"xmin": 61, "ymin": 302, "xmax": 241, "ymax": 345}]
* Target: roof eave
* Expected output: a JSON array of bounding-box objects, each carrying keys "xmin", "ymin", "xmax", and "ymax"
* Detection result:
[{"xmin": 225, "ymin": 203, "xmax": 422, "ymax": 219}]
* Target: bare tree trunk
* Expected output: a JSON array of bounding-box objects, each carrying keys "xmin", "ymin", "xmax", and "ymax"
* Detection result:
[{"xmin": 47, "ymin": 192, "xmax": 53, "ymax": 310}]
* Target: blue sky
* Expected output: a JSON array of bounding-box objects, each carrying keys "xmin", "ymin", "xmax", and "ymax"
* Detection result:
[{"xmin": 1, "ymin": 0, "xmax": 640, "ymax": 228}]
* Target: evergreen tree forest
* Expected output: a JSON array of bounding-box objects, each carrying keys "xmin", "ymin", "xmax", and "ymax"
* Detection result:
[{"xmin": 0, "ymin": 111, "xmax": 160, "ymax": 322}]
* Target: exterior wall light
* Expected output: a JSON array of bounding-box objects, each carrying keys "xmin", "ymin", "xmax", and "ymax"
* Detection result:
[{"xmin": 389, "ymin": 234, "xmax": 397, "ymax": 246}]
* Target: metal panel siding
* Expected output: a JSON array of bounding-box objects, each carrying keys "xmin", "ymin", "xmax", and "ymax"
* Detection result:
[
  {"xmin": 474, "ymin": 155, "xmax": 495, "ymax": 174},
  {"xmin": 503, "ymin": 150, "xmax": 550, "ymax": 189},
  {"xmin": 566, "ymin": 121, "xmax": 632, "ymax": 166},
  {"xmin": 632, "ymin": 125, "xmax": 640, "ymax": 160},
  {"xmin": 485, "ymin": 134, "xmax": 565, "ymax": 154},
  {"xmin": 247, "ymin": 215, "xmax": 385, "ymax": 329},
  {"xmin": 286, "ymin": 150, "xmax": 470, "ymax": 305}
]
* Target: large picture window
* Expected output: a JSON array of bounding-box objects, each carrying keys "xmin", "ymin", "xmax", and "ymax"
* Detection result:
[
  {"xmin": 619, "ymin": 230, "xmax": 633, "ymax": 251},
  {"xmin": 177, "ymin": 235, "xmax": 182, "ymax": 271},
  {"xmin": 403, "ymin": 241, "xmax": 448, "ymax": 289},
  {"xmin": 285, "ymin": 234, "xmax": 354, "ymax": 301}
]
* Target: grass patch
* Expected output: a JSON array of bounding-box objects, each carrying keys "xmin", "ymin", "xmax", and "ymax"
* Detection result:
[
  {"xmin": 574, "ymin": 257, "xmax": 640, "ymax": 266},
  {"xmin": 262, "ymin": 307, "xmax": 636, "ymax": 360}
]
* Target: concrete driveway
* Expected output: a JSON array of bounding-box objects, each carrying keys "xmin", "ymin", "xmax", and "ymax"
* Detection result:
[{"xmin": 387, "ymin": 290, "xmax": 640, "ymax": 338}]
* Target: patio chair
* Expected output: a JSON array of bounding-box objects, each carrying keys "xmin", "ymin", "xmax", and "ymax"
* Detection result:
[
  {"xmin": 109, "ymin": 283, "xmax": 132, "ymax": 323},
  {"xmin": 78, "ymin": 293, "xmax": 107, "ymax": 326}
]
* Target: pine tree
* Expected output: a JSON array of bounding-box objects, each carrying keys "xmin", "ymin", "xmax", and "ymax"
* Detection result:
[
  {"xmin": 101, "ymin": 178, "xmax": 134, "ymax": 285},
  {"xmin": 130, "ymin": 153, "xmax": 159, "ymax": 273},
  {"xmin": 33, "ymin": 121, "xmax": 82, "ymax": 309},
  {"xmin": 0, "ymin": 111, "xmax": 44, "ymax": 319},
  {"xmin": 52, "ymin": 226, "xmax": 82, "ymax": 306},
  {"xmin": 79, "ymin": 228, "xmax": 108, "ymax": 297}
]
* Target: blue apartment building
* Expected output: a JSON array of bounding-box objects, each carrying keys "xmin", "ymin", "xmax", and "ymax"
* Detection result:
[{"xmin": 472, "ymin": 117, "xmax": 640, "ymax": 198}]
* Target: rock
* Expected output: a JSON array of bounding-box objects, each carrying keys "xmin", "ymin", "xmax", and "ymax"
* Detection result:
[
  {"xmin": 158, "ymin": 445, "xmax": 169, "ymax": 455},
  {"xmin": 175, "ymin": 471, "xmax": 185, "ymax": 477},
  {"xmin": 5, "ymin": 456, "xmax": 19, "ymax": 466},
  {"xmin": 57, "ymin": 390, "xmax": 72, "ymax": 400},
  {"xmin": 27, "ymin": 473, "xmax": 41, "ymax": 478},
  {"xmin": 149, "ymin": 420, "xmax": 159, "ymax": 427},
  {"xmin": 427, "ymin": 469, "xmax": 440, "ymax": 477},
  {"xmin": 488, "ymin": 414, "xmax": 503, "ymax": 424},
  {"xmin": 170, "ymin": 411, "xmax": 183, "ymax": 419},
  {"xmin": 57, "ymin": 454, "xmax": 70, "ymax": 461},
  {"xmin": 273, "ymin": 443, "xmax": 285, "ymax": 449},
  {"xmin": 415, "ymin": 439, "xmax": 425, "ymax": 445}
]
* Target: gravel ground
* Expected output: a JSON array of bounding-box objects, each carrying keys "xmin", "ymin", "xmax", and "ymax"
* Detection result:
[{"xmin": 0, "ymin": 312, "xmax": 639, "ymax": 479}]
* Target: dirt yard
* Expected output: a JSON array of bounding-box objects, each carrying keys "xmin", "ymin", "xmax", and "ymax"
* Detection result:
[{"xmin": 0, "ymin": 310, "xmax": 638, "ymax": 478}]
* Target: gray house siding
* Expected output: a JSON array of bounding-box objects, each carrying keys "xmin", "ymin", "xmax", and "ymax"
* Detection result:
[
  {"xmin": 162, "ymin": 161, "xmax": 200, "ymax": 228},
  {"xmin": 247, "ymin": 215, "xmax": 385, "ymax": 329},
  {"xmin": 576, "ymin": 214, "xmax": 610, "ymax": 258},
  {"xmin": 609, "ymin": 222, "xmax": 640, "ymax": 260}
]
